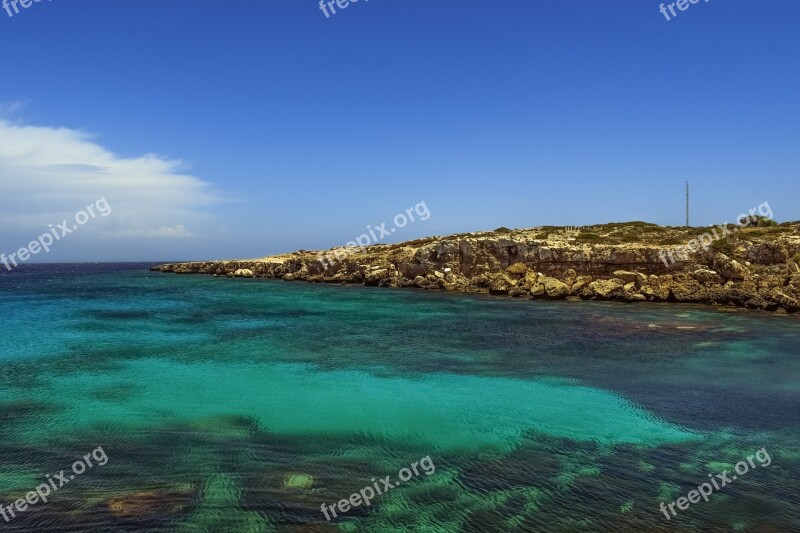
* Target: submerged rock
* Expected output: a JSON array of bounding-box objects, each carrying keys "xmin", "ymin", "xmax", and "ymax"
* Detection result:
[
  {"xmin": 107, "ymin": 485, "xmax": 196, "ymax": 520},
  {"xmin": 283, "ymin": 473, "xmax": 314, "ymax": 490}
]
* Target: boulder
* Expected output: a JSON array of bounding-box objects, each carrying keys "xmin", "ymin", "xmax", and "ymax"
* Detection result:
[
  {"xmin": 571, "ymin": 275, "xmax": 593, "ymax": 293},
  {"xmin": 692, "ymin": 269, "xmax": 723, "ymax": 285},
  {"xmin": 233, "ymin": 269, "xmax": 254, "ymax": 278},
  {"xmin": 769, "ymin": 289, "xmax": 800, "ymax": 312},
  {"xmin": 713, "ymin": 253, "xmax": 750, "ymax": 281},
  {"xmin": 561, "ymin": 268, "xmax": 578, "ymax": 287},
  {"xmin": 542, "ymin": 276, "xmax": 570, "ymax": 299},
  {"xmin": 669, "ymin": 278, "xmax": 708, "ymax": 303},
  {"xmin": 365, "ymin": 269, "xmax": 389, "ymax": 286},
  {"xmin": 489, "ymin": 273, "xmax": 515, "ymax": 295},
  {"xmin": 589, "ymin": 279, "xmax": 625, "ymax": 299},
  {"xmin": 518, "ymin": 270, "xmax": 540, "ymax": 290},
  {"xmin": 613, "ymin": 270, "xmax": 642, "ymax": 284},
  {"xmin": 530, "ymin": 282, "xmax": 546, "ymax": 298},
  {"xmin": 745, "ymin": 297, "xmax": 768, "ymax": 310},
  {"xmin": 508, "ymin": 286, "xmax": 529, "ymax": 297},
  {"xmin": 506, "ymin": 262, "xmax": 529, "ymax": 276}
]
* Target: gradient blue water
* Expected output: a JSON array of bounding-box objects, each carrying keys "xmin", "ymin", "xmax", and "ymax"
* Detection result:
[{"xmin": 0, "ymin": 264, "xmax": 798, "ymax": 531}]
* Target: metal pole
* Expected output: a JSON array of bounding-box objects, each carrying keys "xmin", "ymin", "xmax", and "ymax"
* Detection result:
[{"xmin": 685, "ymin": 181, "xmax": 689, "ymax": 227}]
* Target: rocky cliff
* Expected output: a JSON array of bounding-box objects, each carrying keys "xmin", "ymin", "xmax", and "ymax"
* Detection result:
[{"xmin": 151, "ymin": 221, "xmax": 800, "ymax": 315}]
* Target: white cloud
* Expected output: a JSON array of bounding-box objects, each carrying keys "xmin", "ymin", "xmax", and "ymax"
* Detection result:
[
  {"xmin": 0, "ymin": 100, "xmax": 28, "ymax": 116},
  {"xmin": 118, "ymin": 225, "xmax": 196, "ymax": 239},
  {"xmin": 0, "ymin": 116, "xmax": 221, "ymax": 243}
]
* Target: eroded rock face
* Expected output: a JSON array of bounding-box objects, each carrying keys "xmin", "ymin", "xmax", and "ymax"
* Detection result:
[
  {"xmin": 770, "ymin": 290, "xmax": 800, "ymax": 312},
  {"xmin": 151, "ymin": 224, "xmax": 800, "ymax": 314},
  {"xmin": 692, "ymin": 269, "xmax": 723, "ymax": 285},
  {"xmin": 713, "ymin": 253, "xmax": 750, "ymax": 281}
]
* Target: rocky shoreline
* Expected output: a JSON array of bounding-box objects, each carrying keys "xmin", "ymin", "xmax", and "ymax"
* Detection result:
[{"xmin": 151, "ymin": 223, "xmax": 800, "ymax": 315}]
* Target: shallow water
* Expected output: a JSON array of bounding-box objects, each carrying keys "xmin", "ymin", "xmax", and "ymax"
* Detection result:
[{"xmin": 0, "ymin": 264, "xmax": 798, "ymax": 531}]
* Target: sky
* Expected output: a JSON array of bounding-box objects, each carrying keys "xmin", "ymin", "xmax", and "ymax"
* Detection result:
[{"xmin": 1, "ymin": 0, "xmax": 798, "ymax": 262}]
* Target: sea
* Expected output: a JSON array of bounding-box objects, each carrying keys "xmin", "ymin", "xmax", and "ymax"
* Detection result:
[{"xmin": 0, "ymin": 263, "xmax": 798, "ymax": 532}]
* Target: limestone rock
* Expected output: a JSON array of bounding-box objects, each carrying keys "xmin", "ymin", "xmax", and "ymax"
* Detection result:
[
  {"xmin": 151, "ymin": 222, "xmax": 800, "ymax": 314},
  {"xmin": 692, "ymin": 269, "xmax": 723, "ymax": 285},
  {"xmin": 561, "ymin": 268, "xmax": 578, "ymax": 287},
  {"xmin": 769, "ymin": 289, "xmax": 800, "ymax": 312},
  {"xmin": 713, "ymin": 253, "xmax": 750, "ymax": 281},
  {"xmin": 508, "ymin": 286, "xmax": 529, "ymax": 297},
  {"xmin": 613, "ymin": 270, "xmax": 642, "ymax": 285},
  {"xmin": 489, "ymin": 273, "xmax": 515, "ymax": 295},
  {"xmin": 365, "ymin": 269, "xmax": 389, "ymax": 286},
  {"xmin": 571, "ymin": 275, "xmax": 593, "ymax": 294},
  {"xmin": 530, "ymin": 282, "xmax": 546, "ymax": 298},
  {"xmin": 542, "ymin": 276, "xmax": 570, "ymax": 299},
  {"xmin": 640, "ymin": 275, "xmax": 672, "ymax": 301},
  {"xmin": 589, "ymin": 279, "xmax": 625, "ymax": 299},
  {"xmin": 506, "ymin": 262, "xmax": 529, "ymax": 276},
  {"xmin": 518, "ymin": 270, "xmax": 540, "ymax": 291},
  {"xmin": 669, "ymin": 278, "xmax": 707, "ymax": 303}
]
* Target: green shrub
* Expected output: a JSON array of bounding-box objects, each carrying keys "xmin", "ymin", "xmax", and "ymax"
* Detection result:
[
  {"xmin": 751, "ymin": 215, "xmax": 778, "ymax": 227},
  {"xmin": 737, "ymin": 215, "xmax": 777, "ymax": 228},
  {"xmin": 744, "ymin": 226, "xmax": 784, "ymax": 238},
  {"xmin": 602, "ymin": 221, "xmax": 658, "ymax": 229},
  {"xmin": 575, "ymin": 232, "xmax": 604, "ymax": 243},
  {"xmin": 711, "ymin": 237, "xmax": 734, "ymax": 255},
  {"xmin": 793, "ymin": 252, "xmax": 800, "ymax": 264},
  {"xmin": 391, "ymin": 237, "xmax": 436, "ymax": 249}
]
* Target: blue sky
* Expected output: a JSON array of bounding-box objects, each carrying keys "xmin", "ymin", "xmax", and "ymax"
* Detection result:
[{"xmin": 1, "ymin": 0, "xmax": 798, "ymax": 262}]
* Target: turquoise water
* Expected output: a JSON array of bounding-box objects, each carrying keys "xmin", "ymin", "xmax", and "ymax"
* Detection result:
[{"xmin": 0, "ymin": 264, "xmax": 798, "ymax": 531}]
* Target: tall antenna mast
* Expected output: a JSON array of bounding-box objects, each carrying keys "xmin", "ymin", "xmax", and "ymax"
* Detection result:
[{"xmin": 685, "ymin": 181, "xmax": 689, "ymax": 227}]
